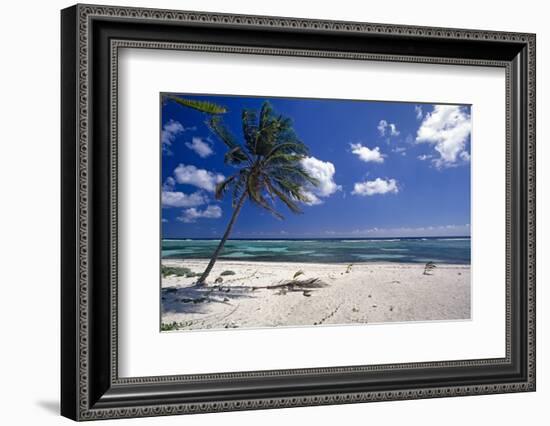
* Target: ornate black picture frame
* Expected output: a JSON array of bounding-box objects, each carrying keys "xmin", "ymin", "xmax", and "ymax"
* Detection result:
[{"xmin": 61, "ymin": 4, "xmax": 536, "ymax": 421}]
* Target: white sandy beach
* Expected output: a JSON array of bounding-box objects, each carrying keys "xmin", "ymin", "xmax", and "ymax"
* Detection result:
[{"xmin": 160, "ymin": 260, "xmax": 470, "ymax": 331}]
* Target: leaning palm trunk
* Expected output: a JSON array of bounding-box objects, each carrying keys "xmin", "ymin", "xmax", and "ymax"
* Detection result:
[{"xmin": 196, "ymin": 193, "xmax": 248, "ymax": 285}]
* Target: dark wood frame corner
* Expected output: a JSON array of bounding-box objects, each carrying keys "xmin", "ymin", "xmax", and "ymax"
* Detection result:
[{"xmin": 61, "ymin": 3, "xmax": 536, "ymax": 421}]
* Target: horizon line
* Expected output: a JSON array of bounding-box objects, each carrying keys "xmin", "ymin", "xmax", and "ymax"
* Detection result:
[{"xmin": 162, "ymin": 235, "xmax": 471, "ymax": 240}]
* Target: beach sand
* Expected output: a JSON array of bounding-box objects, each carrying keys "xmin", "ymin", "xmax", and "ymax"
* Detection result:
[{"xmin": 161, "ymin": 260, "xmax": 470, "ymax": 331}]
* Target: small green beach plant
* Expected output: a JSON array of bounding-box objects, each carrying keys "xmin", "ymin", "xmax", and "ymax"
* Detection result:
[
  {"xmin": 161, "ymin": 265, "xmax": 201, "ymax": 278},
  {"xmin": 161, "ymin": 320, "xmax": 194, "ymax": 331}
]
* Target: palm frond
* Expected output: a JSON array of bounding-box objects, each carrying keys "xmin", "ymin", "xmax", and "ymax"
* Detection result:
[
  {"xmin": 166, "ymin": 95, "xmax": 227, "ymax": 114},
  {"xmin": 215, "ymin": 175, "xmax": 238, "ymax": 200},
  {"xmin": 264, "ymin": 152, "xmax": 304, "ymax": 166},
  {"xmin": 231, "ymin": 174, "xmax": 247, "ymax": 207},
  {"xmin": 269, "ymin": 165, "xmax": 319, "ymax": 187},
  {"xmin": 207, "ymin": 116, "xmax": 237, "ymax": 147},
  {"xmin": 224, "ymin": 146, "xmax": 248, "ymax": 165},
  {"xmin": 265, "ymin": 179, "xmax": 302, "ymax": 214},
  {"xmin": 241, "ymin": 109, "xmax": 258, "ymax": 153},
  {"xmin": 259, "ymin": 102, "xmax": 274, "ymax": 130},
  {"xmin": 255, "ymin": 125, "xmax": 282, "ymax": 156},
  {"xmin": 272, "ymin": 177, "xmax": 312, "ymax": 204},
  {"xmin": 264, "ymin": 142, "xmax": 307, "ymax": 161},
  {"xmin": 207, "ymin": 117, "xmax": 250, "ymax": 163},
  {"xmin": 268, "ymin": 162, "xmax": 313, "ymax": 183},
  {"xmin": 254, "ymin": 102, "xmax": 285, "ymax": 156},
  {"xmin": 246, "ymin": 172, "xmax": 262, "ymax": 203},
  {"xmin": 247, "ymin": 173, "xmax": 283, "ymax": 219}
]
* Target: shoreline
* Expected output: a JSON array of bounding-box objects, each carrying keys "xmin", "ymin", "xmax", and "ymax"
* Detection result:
[
  {"xmin": 161, "ymin": 259, "xmax": 471, "ymax": 331},
  {"xmin": 161, "ymin": 258, "xmax": 470, "ymax": 266}
]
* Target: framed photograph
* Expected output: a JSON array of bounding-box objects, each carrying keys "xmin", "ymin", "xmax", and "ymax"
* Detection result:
[{"xmin": 61, "ymin": 4, "xmax": 536, "ymax": 421}]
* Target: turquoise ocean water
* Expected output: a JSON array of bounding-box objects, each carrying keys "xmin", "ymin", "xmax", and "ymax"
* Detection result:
[{"xmin": 162, "ymin": 237, "xmax": 470, "ymax": 264}]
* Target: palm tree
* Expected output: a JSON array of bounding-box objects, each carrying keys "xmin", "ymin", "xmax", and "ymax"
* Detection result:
[
  {"xmin": 164, "ymin": 95, "xmax": 228, "ymax": 114},
  {"xmin": 195, "ymin": 101, "xmax": 319, "ymax": 285}
]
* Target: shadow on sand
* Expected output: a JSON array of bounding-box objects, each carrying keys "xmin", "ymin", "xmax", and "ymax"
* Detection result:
[{"xmin": 161, "ymin": 285, "xmax": 255, "ymax": 315}]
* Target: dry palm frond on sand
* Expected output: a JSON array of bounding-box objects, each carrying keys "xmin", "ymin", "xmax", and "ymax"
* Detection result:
[{"xmin": 423, "ymin": 261, "xmax": 437, "ymax": 275}]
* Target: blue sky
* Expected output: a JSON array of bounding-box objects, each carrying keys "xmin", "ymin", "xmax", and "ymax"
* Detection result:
[{"xmin": 161, "ymin": 94, "xmax": 471, "ymax": 239}]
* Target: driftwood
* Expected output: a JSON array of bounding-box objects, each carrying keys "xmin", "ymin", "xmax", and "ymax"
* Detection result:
[
  {"xmin": 265, "ymin": 278, "xmax": 328, "ymax": 296},
  {"xmin": 265, "ymin": 277, "xmax": 328, "ymax": 290},
  {"xmin": 165, "ymin": 278, "xmax": 328, "ymax": 303}
]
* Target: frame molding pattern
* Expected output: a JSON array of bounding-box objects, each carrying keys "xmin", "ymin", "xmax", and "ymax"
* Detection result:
[
  {"xmin": 109, "ymin": 39, "xmax": 512, "ymax": 380},
  {"xmin": 85, "ymin": 384, "xmax": 528, "ymax": 420},
  {"xmin": 67, "ymin": 4, "xmax": 535, "ymax": 420}
]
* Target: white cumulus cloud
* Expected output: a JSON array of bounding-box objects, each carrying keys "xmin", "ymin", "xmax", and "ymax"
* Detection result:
[
  {"xmin": 161, "ymin": 191, "xmax": 207, "ymax": 208},
  {"xmin": 417, "ymin": 154, "xmax": 432, "ymax": 161},
  {"xmin": 460, "ymin": 151, "xmax": 471, "ymax": 161},
  {"xmin": 161, "ymin": 120, "xmax": 187, "ymax": 154},
  {"xmin": 300, "ymin": 192, "xmax": 322, "ymax": 205},
  {"xmin": 378, "ymin": 119, "xmax": 400, "ymax": 137},
  {"xmin": 173, "ymin": 164, "xmax": 225, "ymax": 192},
  {"xmin": 300, "ymin": 156, "xmax": 341, "ymax": 205},
  {"xmin": 163, "ymin": 176, "xmax": 176, "ymax": 190},
  {"xmin": 416, "ymin": 105, "xmax": 471, "ymax": 168},
  {"xmin": 415, "ymin": 105, "xmax": 423, "ymax": 120},
  {"xmin": 185, "ymin": 137, "xmax": 213, "ymax": 158},
  {"xmin": 161, "ymin": 176, "xmax": 208, "ymax": 208},
  {"xmin": 350, "ymin": 143, "xmax": 385, "ymax": 163},
  {"xmin": 352, "ymin": 178, "xmax": 399, "ymax": 196},
  {"xmin": 392, "ymin": 147, "xmax": 407, "ymax": 156},
  {"xmin": 177, "ymin": 205, "xmax": 222, "ymax": 223},
  {"xmin": 350, "ymin": 224, "xmax": 470, "ymax": 238}
]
